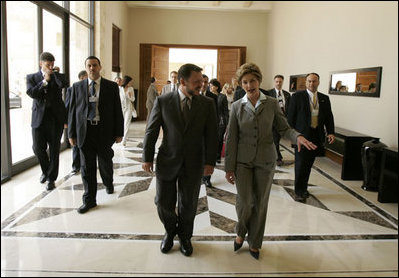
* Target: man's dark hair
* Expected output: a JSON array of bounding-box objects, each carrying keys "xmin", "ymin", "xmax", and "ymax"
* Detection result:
[
  {"xmin": 78, "ymin": 70, "xmax": 87, "ymax": 79},
  {"xmin": 40, "ymin": 52, "xmax": 55, "ymax": 62},
  {"xmin": 274, "ymin": 74, "xmax": 284, "ymax": 80},
  {"xmin": 306, "ymin": 72, "xmax": 320, "ymax": 80},
  {"xmin": 150, "ymin": 77, "xmax": 156, "ymax": 83},
  {"xmin": 202, "ymin": 74, "xmax": 208, "ymax": 79},
  {"xmin": 122, "ymin": 75, "xmax": 133, "ymax": 88},
  {"xmin": 85, "ymin": 56, "xmax": 101, "ymax": 66},
  {"xmin": 209, "ymin": 78, "xmax": 221, "ymax": 93},
  {"xmin": 178, "ymin": 64, "xmax": 202, "ymax": 82}
]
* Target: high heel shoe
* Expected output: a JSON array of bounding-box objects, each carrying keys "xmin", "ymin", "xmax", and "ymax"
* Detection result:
[
  {"xmin": 233, "ymin": 237, "xmax": 244, "ymax": 251},
  {"xmin": 249, "ymin": 248, "xmax": 259, "ymax": 260}
]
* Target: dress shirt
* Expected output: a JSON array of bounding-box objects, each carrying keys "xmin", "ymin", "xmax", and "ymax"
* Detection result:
[
  {"xmin": 88, "ymin": 76, "xmax": 102, "ymax": 121},
  {"xmin": 241, "ymin": 92, "xmax": 266, "ymax": 113},
  {"xmin": 178, "ymin": 89, "xmax": 192, "ymax": 111}
]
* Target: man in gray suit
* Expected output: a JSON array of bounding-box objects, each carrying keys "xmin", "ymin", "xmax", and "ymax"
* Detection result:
[
  {"xmin": 160, "ymin": 71, "xmax": 178, "ymax": 95},
  {"xmin": 142, "ymin": 64, "xmax": 217, "ymax": 257}
]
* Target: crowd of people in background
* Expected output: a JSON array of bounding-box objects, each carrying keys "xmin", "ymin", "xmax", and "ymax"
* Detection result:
[{"xmin": 26, "ymin": 52, "xmax": 335, "ymax": 260}]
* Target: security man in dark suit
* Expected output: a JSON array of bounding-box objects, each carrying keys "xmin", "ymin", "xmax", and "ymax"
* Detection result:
[
  {"xmin": 65, "ymin": 70, "xmax": 88, "ymax": 175},
  {"xmin": 68, "ymin": 56, "xmax": 124, "ymax": 214},
  {"xmin": 266, "ymin": 75, "xmax": 291, "ymax": 166},
  {"xmin": 287, "ymin": 73, "xmax": 335, "ymax": 202},
  {"xmin": 26, "ymin": 52, "xmax": 69, "ymax": 190},
  {"xmin": 142, "ymin": 64, "xmax": 217, "ymax": 257}
]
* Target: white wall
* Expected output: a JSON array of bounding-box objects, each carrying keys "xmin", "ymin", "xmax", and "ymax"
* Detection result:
[
  {"xmin": 266, "ymin": 1, "xmax": 398, "ymax": 147},
  {"xmin": 125, "ymin": 8, "xmax": 269, "ymax": 89}
]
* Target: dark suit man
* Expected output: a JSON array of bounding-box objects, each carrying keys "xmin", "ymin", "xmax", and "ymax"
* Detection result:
[
  {"xmin": 26, "ymin": 52, "xmax": 68, "ymax": 190},
  {"xmin": 65, "ymin": 70, "xmax": 88, "ymax": 175},
  {"xmin": 142, "ymin": 64, "xmax": 218, "ymax": 257},
  {"xmin": 200, "ymin": 74, "xmax": 218, "ymax": 188},
  {"xmin": 68, "ymin": 56, "xmax": 124, "ymax": 214},
  {"xmin": 266, "ymin": 75, "xmax": 291, "ymax": 166},
  {"xmin": 234, "ymin": 86, "xmax": 268, "ymax": 101},
  {"xmin": 287, "ymin": 73, "xmax": 335, "ymax": 202}
]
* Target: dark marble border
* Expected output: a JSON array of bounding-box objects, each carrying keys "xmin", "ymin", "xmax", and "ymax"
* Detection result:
[
  {"xmin": 2, "ymin": 269, "xmax": 397, "ymax": 276},
  {"xmin": 2, "ymin": 231, "xmax": 397, "ymax": 241},
  {"xmin": 280, "ymin": 144, "xmax": 398, "ymax": 227}
]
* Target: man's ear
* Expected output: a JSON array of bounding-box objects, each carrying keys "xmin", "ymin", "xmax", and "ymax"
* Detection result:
[{"xmin": 179, "ymin": 78, "xmax": 185, "ymax": 86}]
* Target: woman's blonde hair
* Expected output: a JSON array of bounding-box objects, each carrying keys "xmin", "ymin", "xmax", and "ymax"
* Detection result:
[
  {"xmin": 235, "ymin": 63, "xmax": 262, "ymax": 85},
  {"xmin": 221, "ymin": 83, "xmax": 233, "ymax": 95}
]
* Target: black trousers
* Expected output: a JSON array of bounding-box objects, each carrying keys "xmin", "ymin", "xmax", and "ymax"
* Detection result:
[
  {"xmin": 217, "ymin": 123, "xmax": 226, "ymax": 160},
  {"xmin": 155, "ymin": 168, "xmax": 202, "ymax": 240},
  {"xmin": 32, "ymin": 111, "xmax": 64, "ymax": 183},
  {"xmin": 272, "ymin": 127, "xmax": 283, "ymax": 161},
  {"xmin": 294, "ymin": 128, "xmax": 322, "ymax": 195},
  {"xmin": 80, "ymin": 124, "xmax": 114, "ymax": 205},
  {"xmin": 72, "ymin": 145, "xmax": 81, "ymax": 171}
]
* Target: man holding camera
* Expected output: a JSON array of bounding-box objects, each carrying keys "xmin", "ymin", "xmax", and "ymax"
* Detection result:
[{"xmin": 26, "ymin": 52, "xmax": 69, "ymax": 190}]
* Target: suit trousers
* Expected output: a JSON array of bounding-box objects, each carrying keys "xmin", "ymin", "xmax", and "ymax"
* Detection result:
[
  {"xmin": 272, "ymin": 127, "xmax": 283, "ymax": 161},
  {"xmin": 72, "ymin": 145, "xmax": 81, "ymax": 171},
  {"xmin": 155, "ymin": 167, "xmax": 202, "ymax": 240},
  {"xmin": 32, "ymin": 110, "xmax": 63, "ymax": 182},
  {"xmin": 217, "ymin": 123, "xmax": 226, "ymax": 160},
  {"xmin": 294, "ymin": 128, "xmax": 321, "ymax": 195},
  {"xmin": 80, "ymin": 124, "xmax": 114, "ymax": 204},
  {"xmin": 235, "ymin": 160, "xmax": 275, "ymax": 249}
]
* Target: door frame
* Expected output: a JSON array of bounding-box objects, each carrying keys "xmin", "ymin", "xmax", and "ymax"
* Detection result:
[{"xmin": 139, "ymin": 43, "xmax": 246, "ymax": 121}]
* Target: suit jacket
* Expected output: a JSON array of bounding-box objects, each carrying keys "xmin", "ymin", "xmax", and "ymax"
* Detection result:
[
  {"xmin": 287, "ymin": 90, "xmax": 335, "ymax": 145},
  {"xmin": 204, "ymin": 90, "xmax": 219, "ymax": 120},
  {"xmin": 26, "ymin": 71, "xmax": 69, "ymax": 128},
  {"xmin": 68, "ymin": 77, "xmax": 124, "ymax": 148},
  {"xmin": 233, "ymin": 87, "xmax": 268, "ymax": 102},
  {"xmin": 143, "ymin": 92, "xmax": 218, "ymax": 180},
  {"xmin": 161, "ymin": 83, "xmax": 178, "ymax": 95},
  {"xmin": 146, "ymin": 83, "xmax": 158, "ymax": 110},
  {"xmin": 217, "ymin": 93, "xmax": 229, "ymax": 127},
  {"xmin": 265, "ymin": 88, "xmax": 291, "ymax": 116},
  {"xmin": 225, "ymin": 95, "xmax": 299, "ymax": 172}
]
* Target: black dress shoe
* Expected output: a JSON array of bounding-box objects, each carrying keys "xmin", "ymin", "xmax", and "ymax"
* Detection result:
[
  {"xmin": 276, "ymin": 159, "xmax": 283, "ymax": 166},
  {"xmin": 204, "ymin": 179, "xmax": 213, "ymax": 188},
  {"xmin": 249, "ymin": 249, "xmax": 259, "ymax": 260},
  {"xmin": 77, "ymin": 203, "xmax": 97, "ymax": 214},
  {"xmin": 46, "ymin": 181, "xmax": 55, "ymax": 191},
  {"xmin": 234, "ymin": 239, "xmax": 243, "ymax": 251},
  {"xmin": 294, "ymin": 194, "xmax": 306, "ymax": 202},
  {"xmin": 40, "ymin": 174, "xmax": 47, "ymax": 184},
  {"xmin": 105, "ymin": 185, "xmax": 114, "ymax": 194},
  {"xmin": 160, "ymin": 232, "xmax": 175, "ymax": 253},
  {"xmin": 179, "ymin": 238, "xmax": 193, "ymax": 256}
]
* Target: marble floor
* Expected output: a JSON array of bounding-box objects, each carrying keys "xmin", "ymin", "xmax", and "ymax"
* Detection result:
[{"xmin": 1, "ymin": 121, "xmax": 398, "ymax": 277}]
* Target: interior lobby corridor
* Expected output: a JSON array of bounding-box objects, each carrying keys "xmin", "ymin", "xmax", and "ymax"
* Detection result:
[{"xmin": 1, "ymin": 121, "xmax": 397, "ymax": 277}]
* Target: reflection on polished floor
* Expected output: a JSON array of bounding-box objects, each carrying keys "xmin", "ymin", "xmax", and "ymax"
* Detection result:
[{"xmin": 1, "ymin": 121, "xmax": 398, "ymax": 277}]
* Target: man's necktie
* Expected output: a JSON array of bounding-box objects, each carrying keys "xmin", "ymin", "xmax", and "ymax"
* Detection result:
[
  {"xmin": 182, "ymin": 97, "xmax": 190, "ymax": 125},
  {"xmin": 278, "ymin": 90, "xmax": 285, "ymax": 114},
  {"xmin": 88, "ymin": 81, "xmax": 96, "ymax": 120},
  {"xmin": 172, "ymin": 84, "xmax": 175, "ymax": 92},
  {"xmin": 311, "ymin": 93, "xmax": 318, "ymax": 128}
]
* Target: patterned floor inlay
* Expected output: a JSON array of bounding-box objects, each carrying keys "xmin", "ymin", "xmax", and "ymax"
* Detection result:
[
  {"xmin": 59, "ymin": 183, "xmax": 124, "ymax": 191},
  {"xmin": 11, "ymin": 207, "xmax": 75, "ymax": 228},
  {"xmin": 118, "ymin": 178, "xmax": 153, "ymax": 197},
  {"xmin": 209, "ymin": 211, "xmax": 236, "ymax": 234},
  {"xmin": 337, "ymin": 211, "xmax": 397, "ymax": 230}
]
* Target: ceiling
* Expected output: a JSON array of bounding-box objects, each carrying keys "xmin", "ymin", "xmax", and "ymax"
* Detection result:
[{"xmin": 125, "ymin": 1, "xmax": 272, "ymax": 13}]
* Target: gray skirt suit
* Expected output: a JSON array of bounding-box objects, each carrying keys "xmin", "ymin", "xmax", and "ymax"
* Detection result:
[{"xmin": 225, "ymin": 93, "xmax": 299, "ymax": 249}]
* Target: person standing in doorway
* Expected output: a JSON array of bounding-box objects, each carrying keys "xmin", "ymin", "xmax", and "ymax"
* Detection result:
[
  {"xmin": 119, "ymin": 75, "xmax": 136, "ymax": 146},
  {"xmin": 161, "ymin": 71, "xmax": 178, "ymax": 95}
]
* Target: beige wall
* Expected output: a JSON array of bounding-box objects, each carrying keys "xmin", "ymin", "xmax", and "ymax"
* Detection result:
[
  {"xmin": 95, "ymin": 1, "xmax": 129, "ymax": 79},
  {"xmin": 125, "ymin": 8, "xmax": 269, "ymax": 89},
  {"xmin": 266, "ymin": 1, "xmax": 398, "ymax": 147}
]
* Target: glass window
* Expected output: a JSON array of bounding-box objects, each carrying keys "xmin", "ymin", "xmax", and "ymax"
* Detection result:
[
  {"xmin": 70, "ymin": 1, "xmax": 90, "ymax": 22},
  {"xmin": 43, "ymin": 10, "xmax": 64, "ymax": 72},
  {"xmin": 70, "ymin": 18, "xmax": 89, "ymax": 84},
  {"xmin": 6, "ymin": 1, "xmax": 38, "ymax": 164}
]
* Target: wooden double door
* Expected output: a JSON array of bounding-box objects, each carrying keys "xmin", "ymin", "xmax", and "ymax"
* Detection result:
[{"xmin": 139, "ymin": 44, "xmax": 246, "ymax": 121}]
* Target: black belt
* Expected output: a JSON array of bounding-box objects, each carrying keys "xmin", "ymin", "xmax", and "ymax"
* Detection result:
[{"xmin": 88, "ymin": 120, "xmax": 100, "ymax": 125}]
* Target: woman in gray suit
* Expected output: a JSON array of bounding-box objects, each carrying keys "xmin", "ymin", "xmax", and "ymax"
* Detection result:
[{"xmin": 225, "ymin": 63, "xmax": 316, "ymax": 259}]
